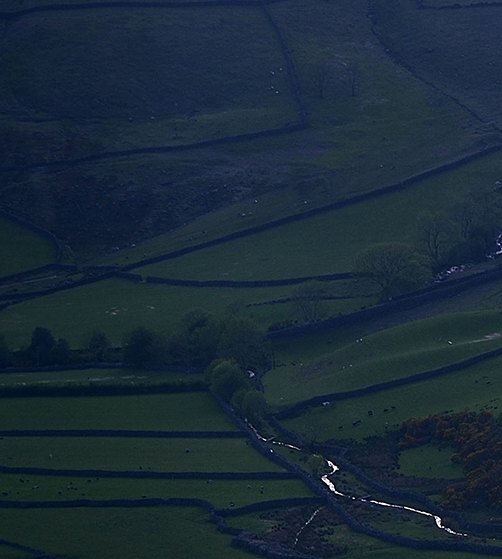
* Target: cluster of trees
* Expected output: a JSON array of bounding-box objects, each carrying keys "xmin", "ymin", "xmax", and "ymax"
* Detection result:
[
  {"xmin": 417, "ymin": 189, "xmax": 502, "ymax": 272},
  {"xmin": 122, "ymin": 311, "xmax": 268, "ymax": 371},
  {"xmin": 0, "ymin": 328, "xmax": 71, "ymax": 368},
  {"xmin": 0, "ymin": 311, "xmax": 269, "ymax": 372},
  {"xmin": 307, "ymin": 57, "xmax": 359, "ymax": 99},
  {"xmin": 355, "ymin": 242, "xmax": 430, "ymax": 300},
  {"xmin": 0, "ymin": 327, "xmax": 118, "ymax": 368},
  {"xmin": 205, "ymin": 358, "xmax": 268, "ymax": 428},
  {"xmin": 355, "ymin": 190, "xmax": 502, "ymax": 300},
  {"xmin": 399, "ymin": 410, "xmax": 502, "ymax": 510}
]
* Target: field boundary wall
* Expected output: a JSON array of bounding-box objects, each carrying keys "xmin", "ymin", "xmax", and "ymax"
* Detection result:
[
  {"xmin": 0, "ymin": 429, "xmax": 244, "ymax": 438},
  {"xmin": 273, "ymin": 345, "xmax": 502, "ymax": 419},
  {"xmin": 216, "ymin": 395, "xmax": 502, "ymax": 554},
  {"xmin": 0, "ymin": 465, "xmax": 296, "ymax": 480},
  {"xmin": 122, "ymin": 144, "xmax": 502, "ymax": 273},
  {"xmin": 418, "ymin": 1, "xmax": 502, "ymax": 9},
  {"xmin": 318, "ymin": 440, "xmax": 502, "ymax": 537},
  {"xmin": 270, "ymin": 417, "xmax": 502, "ymax": 538},
  {"xmin": 145, "ymin": 272, "xmax": 352, "ymax": 288},
  {"xmin": 369, "ymin": 5, "xmax": 498, "ymax": 125},
  {"xmin": 268, "ymin": 264, "xmax": 502, "ymax": 340},
  {"xmin": 0, "ymin": 381, "xmax": 206, "ymax": 397},
  {"xmin": 0, "ymin": 0, "xmax": 308, "ymax": 176},
  {"xmin": 3, "ymin": 150, "xmax": 502, "ymax": 305},
  {"xmin": 0, "ymin": 496, "xmax": 320, "ymax": 559},
  {"xmin": 0, "ymin": 121, "xmax": 309, "ymax": 174},
  {"xmin": 0, "ymin": 269, "xmax": 143, "ymax": 305},
  {"xmin": 0, "ymin": 536, "xmax": 59, "ymax": 559}
]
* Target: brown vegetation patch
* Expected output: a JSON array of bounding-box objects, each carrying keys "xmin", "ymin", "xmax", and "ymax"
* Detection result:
[{"xmin": 259, "ymin": 506, "xmax": 347, "ymax": 558}]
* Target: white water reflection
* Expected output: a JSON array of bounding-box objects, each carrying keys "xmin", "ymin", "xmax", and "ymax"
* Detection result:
[
  {"xmin": 293, "ymin": 507, "xmax": 321, "ymax": 547},
  {"xmin": 320, "ymin": 459, "xmax": 467, "ymax": 536},
  {"xmin": 436, "ymin": 231, "xmax": 502, "ymax": 281},
  {"xmin": 248, "ymin": 422, "xmax": 468, "ymax": 538}
]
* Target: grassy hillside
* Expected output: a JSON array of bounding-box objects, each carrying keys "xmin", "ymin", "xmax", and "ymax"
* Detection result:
[
  {"xmin": 0, "ymin": 279, "xmax": 297, "ymax": 347},
  {"xmin": 0, "ymin": 0, "xmax": 492, "ymax": 257},
  {"xmin": 0, "ymin": 217, "xmax": 56, "ymax": 277},
  {"xmin": 266, "ymin": 310, "xmax": 502, "ymax": 407},
  {"xmin": 3, "ymin": 0, "xmax": 502, "ymax": 557},
  {"xmin": 283, "ymin": 353, "xmax": 502, "ymax": 442},
  {"xmin": 371, "ymin": 0, "xmax": 502, "ymax": 128},
  {"xmin": 135, "ymin": 150, "xmax": 502, "ymax": 281},
  {"xmin": 0, "ymin": 6, "xmax": 296, "ymax": 147}
]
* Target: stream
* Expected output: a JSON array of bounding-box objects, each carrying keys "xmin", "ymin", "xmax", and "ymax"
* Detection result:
[
  {"xmin": 252, "ymin": 426, "xmax": 468, "ymax": 538},
  {"xmin": 436, "ymin": 231, "xmax": 502, "ymax": 281},
  {"xmin": 320, "ymin": 460, "xmax": 467, "ymax": 537}
]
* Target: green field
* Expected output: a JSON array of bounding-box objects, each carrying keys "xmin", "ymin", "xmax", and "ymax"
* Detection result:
[
  {"xmin": 0, "ymin": 279, "xmax": 288, "ymax": 348},
  {"xmin": 398, "ymin": 445, "xmax": 463, "ymax": 479},
  {"xmin": 266, "ymin": 310, "xmax": 502, "ymax": 407},
  {"xmin": 0, "ymin": 367, "xmax": 204, "ymax": 387},
  {"xmin": 0, "ymin": 390, "xmax": 313, "ymax": 557},
  {"xmin": 0, "ymin": 218, "xmax": 56, "ymax": 277},
  {"xmin": 136, "ymin": 150, "xmax": 502, "ymax": 281},
  {"xmin": 0, "ymin": 437, "xmax": 284, "ymax": 472},
  {"xmin": 0, "ymin": 507, "xmax": 256, "ymax": 559},
  {"xmin": 0, "ymin": 475, "xmax": 313, "ymax": 508},
  {"xmin": 0, "ymin": 275, "xmax": 374, "ymax": 348},
  {"xmin": 282, "ymin": 352, "xmax": 502, "ymax": 442},
  {"xmin": 0, "ymin": 392, "xmax": 237, "ymax": 431},
  {"xmin": 3, "ymin": 0, "xmax": 502, "ymax": 556}
]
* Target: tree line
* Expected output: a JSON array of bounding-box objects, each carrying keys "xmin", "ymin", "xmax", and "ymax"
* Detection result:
[
  {"xmin": 0, "ymin": 310, "xmax": 269, "ymax": 372},
  {"xmin": 0, "ymin": 314, "xmax": 271, "ymax": 428}
]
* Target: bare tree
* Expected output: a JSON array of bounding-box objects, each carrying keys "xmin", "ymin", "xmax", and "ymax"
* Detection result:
[
  {"xmin": 308, "ymin": 59, "xmax": 333, "ymax": 99},
  {"xmin": 417, "ymin": 212, "xmax": 454, "ymax": 272},
  {"xmin": 356, "ymin": 242, "xmax": 430, "ymax": 299},
  {"xmin": 344, "ymin": 63, "xmax": 358, "ymax": 97},
  {"xmin": 292, "ymin": 281, "xmax": 326, "ymax": 323}
]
